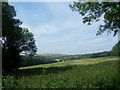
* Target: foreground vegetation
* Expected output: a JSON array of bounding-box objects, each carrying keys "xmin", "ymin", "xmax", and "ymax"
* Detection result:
[{"xmin": 2, "ymin": 57, "xmax": 119, "ymax": 88}]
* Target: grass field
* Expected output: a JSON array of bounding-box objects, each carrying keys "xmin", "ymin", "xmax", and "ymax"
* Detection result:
[
  {"xmin": 19, "ymin": 56, "xmax": 118, "ymax": 69},
  {"xmin": 2, "ymin": 56, "xmax": 120, "ymax": 88}
]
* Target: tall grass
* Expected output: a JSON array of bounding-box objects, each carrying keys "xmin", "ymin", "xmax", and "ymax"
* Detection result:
[
  {"xmin": 18, "ymin": 60, "xmax": 119, "ymax": 88},
  {"xmin": 2, "ymin": 57, "xmax": 119, "ymax": 88}
]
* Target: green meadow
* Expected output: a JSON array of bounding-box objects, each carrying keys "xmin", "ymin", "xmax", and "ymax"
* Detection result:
[
  {"xmin": 3, "ymin": 56, "xmax": 120, "ymax": 88},
  {"xmin": 19, "ymin": 56, "xmax": 118, "ymax": 69}
]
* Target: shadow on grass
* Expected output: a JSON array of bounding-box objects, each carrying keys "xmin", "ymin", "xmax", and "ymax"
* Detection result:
[{"xmin": 16, "ymin": 65, "xmax": 74, "ymax": 77}]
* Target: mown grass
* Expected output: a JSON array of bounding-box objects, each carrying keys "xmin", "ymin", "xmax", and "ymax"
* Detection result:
[{"xmin": 2, "ymin": 57, "xmax": 120, "ymax": 89}]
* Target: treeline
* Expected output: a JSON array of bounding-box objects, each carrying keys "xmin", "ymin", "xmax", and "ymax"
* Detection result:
[
  {"xmin": 91, "ymin": 51, "xmax": 111, "ymax": 58},
  {"xmin": 56, "ymin": 51, "xmax": 111, "ymax": 61},
  {"xmin": 20, "ymin": 51, "xmax": 111, "ymax": 67},
  {"xmin": 20, "ymin": 41, "xmax": 120, "ymax": 67},
  {"xmin": 20, "ymin": 55, "xmax": 56, "ymax": 67}
]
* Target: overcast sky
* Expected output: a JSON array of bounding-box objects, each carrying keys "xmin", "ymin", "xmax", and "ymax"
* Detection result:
[{"xmin": 9, "ymin": 2, "xmax": 118, "ymax": 55}]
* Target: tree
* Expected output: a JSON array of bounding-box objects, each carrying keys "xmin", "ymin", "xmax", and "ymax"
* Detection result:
[
  {"xmin": 2, "ymin": 2, "xmax": 37, "ymax": 71},
  {"xmin": 70, "ymin": 2, "xmax": 120, "ymax": 36},
  {"xmin": 111, "ymin": 41, "xmax": 120, "ymax": 56},
  {"xmin": 20, "ymin": 28, "xmax": 37, "ymax": 56}
]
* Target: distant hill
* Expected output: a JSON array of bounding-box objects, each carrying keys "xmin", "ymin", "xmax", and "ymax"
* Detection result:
[
  {"xmin": 38, "ymin": 54, "xmax": 68, "ymax": 58},
  {"xmin": 21, "ymin": 51, "xmax": 112, "ymax": 67},
  {"xmin": 37, "ymin": 51, "xmax": 111, "ymax": 61}
]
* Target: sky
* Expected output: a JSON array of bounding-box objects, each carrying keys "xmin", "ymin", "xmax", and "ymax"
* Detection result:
[{"xmin": 9, "ymin": 2, "xmax": 118, "ymax": 55}]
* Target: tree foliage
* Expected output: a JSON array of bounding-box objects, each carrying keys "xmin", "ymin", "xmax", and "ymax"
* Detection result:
[
  {"xmin": 21, "ymin": 55, "xmax": 55, "ymax": 67},
  {"xmin": 111, "ymin": 41, "xmax": 120, "ymax": 56},
  {"xmin": 2, "ymin": 2, "xmax": 37, "ymax": 71},
  {"xmin": 19, "ymin": 28, "xmax": 37, "ymax": 56},
  {"xmin": 70, "ymin": 2, "xmax": 120, "ymax": 36}
]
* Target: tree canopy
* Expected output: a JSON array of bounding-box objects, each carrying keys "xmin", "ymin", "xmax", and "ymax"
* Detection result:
[
  {"xmin": 111, "ymin": 41, "xmax": 120, "ymax": 56},
  {"xmin": 70, "ymin": 2, "xmax": 120, "ymax": 36},
  {"xmin": 2, "ymin": 2, "xmax": 37, "ymax": 71}
]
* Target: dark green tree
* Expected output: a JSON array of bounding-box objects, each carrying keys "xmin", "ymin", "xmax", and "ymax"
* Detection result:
[
  {"xmin": 20, "ymin": 28, "xmax": 37, "ymax": 56},
  {"xmin": 2, "ymin": 2, "xmax": 37, "ymax": 71},
  {"xmin": 70, "ymin": 2, "xmax": 120, "ymax": 36},
  {"xmin": 111, "ymin": 41, "xmax": 120, "ymax": 56}
]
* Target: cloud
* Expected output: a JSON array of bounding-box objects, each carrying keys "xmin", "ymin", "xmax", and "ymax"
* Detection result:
[
  {"xmin": 29, "ymin": 23, "xmax": 60, "ymax": 35},
  {"xmin": 12, "ymin": 2, "xmax": 118, "ymax": 54}
]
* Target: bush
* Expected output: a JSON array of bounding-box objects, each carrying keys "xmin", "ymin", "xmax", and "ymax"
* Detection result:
[{"xmin": 2, "ymin": 75, "xmax": 23, "ymax": 89}]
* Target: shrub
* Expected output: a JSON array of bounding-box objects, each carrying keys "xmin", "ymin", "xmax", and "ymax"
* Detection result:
[{"xmin": 2, "ymin": 75, "xmax": 22, "ymax": 89}]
